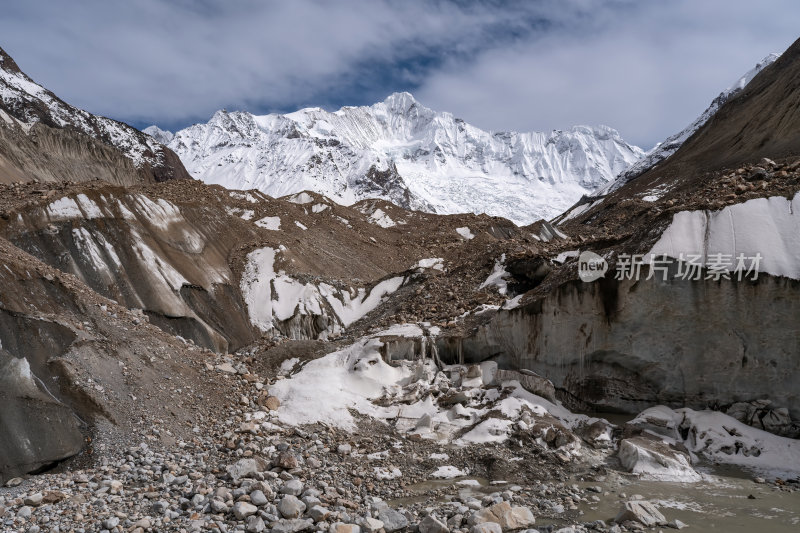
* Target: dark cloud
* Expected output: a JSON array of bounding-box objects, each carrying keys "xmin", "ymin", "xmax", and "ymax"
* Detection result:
[{"xmin": 0, "ymin": 0, "xmax": 797, "ymax": 148}]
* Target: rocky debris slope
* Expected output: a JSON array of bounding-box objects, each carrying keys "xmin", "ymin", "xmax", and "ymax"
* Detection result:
[
  {"xmin": 0, "ymin": 47, "xmax": 190, "ymax": 184},
  {"xmin": 0, "ymin": 233, "xmax": 238, "ymax": 485},
  {"xmin": 160, "ymin": 92, "xmax": 643, "ymax": 225}
]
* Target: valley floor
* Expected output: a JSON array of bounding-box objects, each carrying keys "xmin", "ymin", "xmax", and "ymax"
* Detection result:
[{"xmin": 2, "ymin": 328, "xmax": 798, "ymax": 533}]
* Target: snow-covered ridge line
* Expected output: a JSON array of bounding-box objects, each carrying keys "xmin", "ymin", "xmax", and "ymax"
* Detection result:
[
  {"xmin": 601, "ymin": 53, "xmax": 780, "ymax": 194},
  {"xmin": 0, "ymin": 47, "xmax": 168, "ymax": 170},
  {"xmin": 161, "ymin": 92, "xmax": 643, "ymax": 225}
]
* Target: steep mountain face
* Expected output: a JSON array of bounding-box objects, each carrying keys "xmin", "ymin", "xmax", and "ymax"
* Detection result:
[
  {"xmin": 603, "ymin": 53, "xmax": 780, "ymax": 193},
  {"xmin": 0, "ymin": 47, "xmax": 191, "ymax": 184},
  {"xmin": 161, "ymin": 92, "xmax": 643, "ymax": 225}
]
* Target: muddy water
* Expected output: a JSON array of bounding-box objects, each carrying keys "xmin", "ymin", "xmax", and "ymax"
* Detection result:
[
  {"xmin": 394, "ymin": 465, "xmax": 799, "ymax": 531},
  {"xmin": 571, "ymin": 468, "xmax": 800, "ymax": 532}
]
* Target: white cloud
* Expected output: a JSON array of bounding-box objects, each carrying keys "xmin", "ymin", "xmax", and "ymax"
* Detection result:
[
  {"xmin": 1, "ymin": 0, "xmax": 798, "ymax": 149},
  {"xmin": 415, "ymin": 1, "xmax": 800, "ymax": 148}
]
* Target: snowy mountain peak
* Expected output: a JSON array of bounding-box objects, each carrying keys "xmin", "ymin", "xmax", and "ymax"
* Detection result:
[
  {"xmin": 143, "ymin": 125, "xmax": 174, "ymax": 145},
  {"xmin": 379, "ymin": 91, "xmax": 425, "ymax": 115},
  {"xmin": 164, "ymin": 93, "xmax": 644, "ymax": 224},
  {"xmin": 727, "ymin": 53, "xmax": 781, "ymax": 93}
]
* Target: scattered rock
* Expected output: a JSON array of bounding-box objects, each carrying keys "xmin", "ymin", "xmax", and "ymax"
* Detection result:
[
  {"xmin": 23, "ymin": 493, "xmax": 43, "ymax": 506},
  {"xmin": 338, "ymin": 443, "xmax": 353, "ymax": 455},
  {"xmin": 247, "ymin": 515, "xmax": 267, "ymax": 533},
  {"xmin": 265, "ymin": 396, "xmax": 281, "ymax": 411},
  {"xmin": 250, "ymin": 489, "xmax": 269, "ymax": 506},
  {"xmin": 277, "ymin": 451, "xmax": 300, "ymax": 470}
]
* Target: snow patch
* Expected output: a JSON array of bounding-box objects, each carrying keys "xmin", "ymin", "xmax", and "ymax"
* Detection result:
[
  {"xmin": 480, "ymin": 254, "xmax": 510, "ymax": 295},
  {"xmin": 414, "ymin": 258, "xmax": 444, "ymax": 271},
  {"xmin": 287, "ymin": 192, "xmax": 314, "ymax": 205},
  {"xmin": 240, "ymin": 247, "xmax": 277, "ymax": 332},
  {"xmin": 456, "ymin": 227, "xmax": 474, "ymax": 240},
  {"xmin": 370, "ymin": 209, "xmax": 396, "ymax": 228},
  {"xmin": 319, "ymin": 277, "xmax": 405, "ymax": 327},
  {"xmin": 632, "ymin": 406, "xmax": 800, "ymax": 479},
  {"xmin": 255, "ymin": 216, "xmax": 281, "ymax": 230},
  {"xmin": 431, "ymin": 466, "xmax": 468, "ymax": 479}
]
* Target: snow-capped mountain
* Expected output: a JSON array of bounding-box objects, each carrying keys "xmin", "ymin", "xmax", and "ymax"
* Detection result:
[
  {"xmin": 159, "ymin": 92, "xmax": 643, "ymax": 224},
  {"xmin": 143, "ymin": 125, "xmax": 174, "ymax": 146},
  {"xmin": 602, "ymin": 53, "xmax": 780, "ymax": 194},
  {"xmin": 0, "ymin": 46, "xmax": 189, "ymax": 182}
]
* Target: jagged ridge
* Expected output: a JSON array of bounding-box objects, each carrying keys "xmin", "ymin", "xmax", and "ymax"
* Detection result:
[{"xmin": 159, "ymin": 92, "xmax": 643, "ymax": 225}]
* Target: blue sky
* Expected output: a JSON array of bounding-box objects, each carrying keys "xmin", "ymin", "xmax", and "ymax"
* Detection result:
[{"xmin": 1, "ymin": 0, "xmax": 798, "ymax": 149}]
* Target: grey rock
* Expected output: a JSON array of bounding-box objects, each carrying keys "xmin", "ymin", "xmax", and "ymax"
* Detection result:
[
  {"xmin": 747, "ymin": 167, "xmax": 769, "ymax": 181},
  {"xmin": 309, "ymin": 505, "xmax": 331, "ymax": 522},
  {"xmin": 281, "ymin": 479, "xmax": 304, "ymax": 496},
  {"xmin": 337, "ymin": 444, "xmax": 352, "ymax": 455},
  {"xmin": 276, "ymin": 452, "xmax": 300, "ymax": 470},
  {"xmin": 360, "ymin": 517, "xmax": 384, "ymax": 533},
  {"xmin": 667, "ymin": 519, "xmax": 689, "ymax": 530},
  {"xmin": 418, "ymin": 515, "xmax": 448, "ymax": 533},
  {"xmin": 377, "ymin": 506, "xmax": 409, "ymax": 532},
  {"xmin": 23, "ymin": 493, "xmax": 43, "ymax": 507},
  {"xmin": 472, "ymin": 502, "xmax": 535, "ymax": 529},
  {"xmin": 471, "ymin": 524, "xmax": 501, "ymax": 533},
  {"xmin": 302, "ymin": 495, "xmax": 322, "ymax": 508},
  {"xmin": 614, "ymin": 500, "xmax": 666, "ymax": 527},
  {"xmin": 227, "ymin": 458, "xmax": 267, "ymax": 481},
  {"xmin": 272, "ymin": 518, "xmax": 314, "ymax": 533},
  {"xmin": 246, "ymin": 515, "xmax": 266, "ymax": 533},
  {"xmin": 329, "ymin": 523, "xmax": 361, "ymax": 533},
  {"xmin": 250, "ymin": 490, "xmax": 268, "ymax": 506},
  {"xmin": 233, "ymin": 501, "xmax": 259, "ymax": 520},
  {"xmin": 152, "ymin": 500, "xmax": 170, "ymax": 513},
  {"xmin": 278, "ymin": 495, "xmax": 307, "ymax": 519},
  {"xmin": 102, "ymin": 517, "xmax": 120, "ymax": 529},
  {"xmin": 447, "ymin": 514, "xmax": 463, "ymax": 529},
  {"xmin": 210, "ymin": 499, "xmax": 228, "ymax": 514}
]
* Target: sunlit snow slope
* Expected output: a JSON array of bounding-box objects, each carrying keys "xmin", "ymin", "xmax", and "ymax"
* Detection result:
[{"xmin": 160, "ymin": 93, "xmax": 643, "ymax": 225}]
